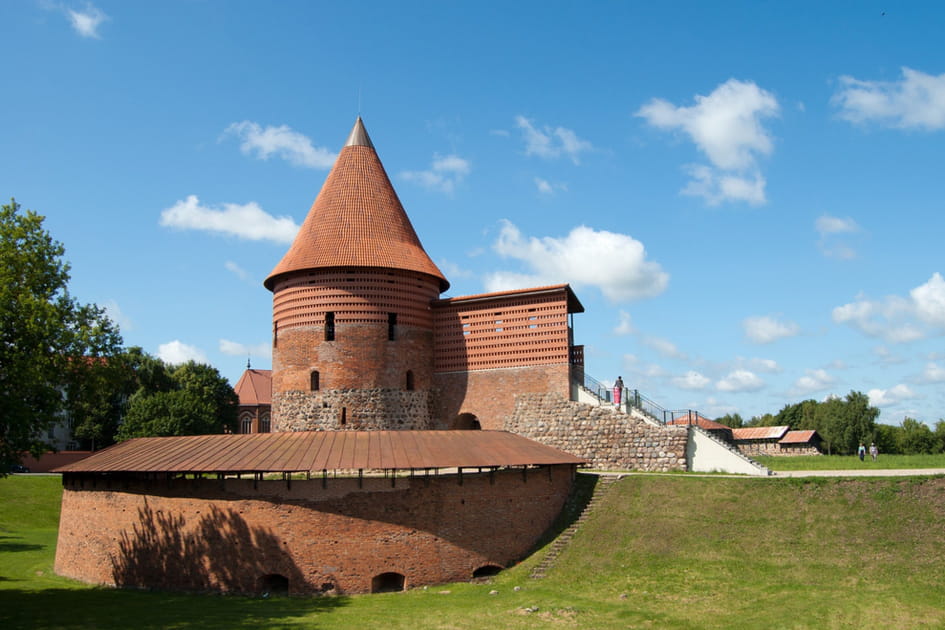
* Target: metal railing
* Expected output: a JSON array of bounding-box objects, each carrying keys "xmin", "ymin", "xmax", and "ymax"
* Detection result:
[{"xmin": 576, "ymin": 372, "xmax": 703, "ymax": 427}]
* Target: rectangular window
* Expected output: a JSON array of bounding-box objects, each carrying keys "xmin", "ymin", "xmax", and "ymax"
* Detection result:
[
  {"xmin": 325, "ymin": 312, "xmax": 335, "ymax": 341},
  {"xmin": 388, "ymin": 313, "xmax": 397, "ymax": 341}
]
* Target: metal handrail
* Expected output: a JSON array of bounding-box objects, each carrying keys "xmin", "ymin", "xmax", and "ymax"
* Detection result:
[{"xmin": 576, "ymin": 372, "xmax": 704, "ymax": 427}]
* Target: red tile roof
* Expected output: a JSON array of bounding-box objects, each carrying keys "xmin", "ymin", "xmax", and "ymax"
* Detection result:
[
  {"xmin": 779, "ymin": 430, "xmax": 820, "ymax": 444},
  {"xmin": 731, "ymin": 426, "xmax": 790, "ymax": 441},
  {"xmin": 435, "ymin": 284, "xmax": 585, "ymax": 313},
  {"xmin": 54, "ymin": 430, "xmax": 586, "ymax": 474},
  {"xmin": 234, "ymin": 369, "xmax": 271, "ymax": 406},
  {"xmin": 264, "ymin": 117, "xmax": 448, "ymax": 292},
  {"xmin": 665, "ymin": 413, "xmax": 730, "ymax": 432}
]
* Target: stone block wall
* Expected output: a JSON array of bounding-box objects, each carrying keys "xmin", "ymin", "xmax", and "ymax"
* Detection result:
[
  {"xmin": 504, "ymin": 393, "xmax": 688, "ymax": 472},
  {"xmin": 55, "ymin": 465, "xmax": 574, "ymax": 595},
  {"xmin": 273, "ymin": 389, "xmax": 434, "ymax": 431}
]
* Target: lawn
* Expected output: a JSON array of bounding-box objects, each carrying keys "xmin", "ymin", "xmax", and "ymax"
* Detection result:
[
  {"xmin": 3, "ymin": 473, "xmax": 945, "ymax": 629},
  {"xmin": 755, "ymin": 452, "xmax": 945, "ymax": 471}
]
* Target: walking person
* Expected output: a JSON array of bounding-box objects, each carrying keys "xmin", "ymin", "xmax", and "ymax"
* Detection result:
[
  {"xmin": 613, "ymin": 376, "xmax": 624, "ymax": 406},
  {"xmin": 870, "ymin": 443, "xmax": 878, "ymax": 461},
  {"xmin": 858, "ymin": 443, "xmax": 866, "ymax": 461}
]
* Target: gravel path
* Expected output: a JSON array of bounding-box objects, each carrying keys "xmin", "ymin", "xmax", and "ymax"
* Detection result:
[{"xmin": 772, "ymin": 468, "xmax": 945, "ymax": 477}]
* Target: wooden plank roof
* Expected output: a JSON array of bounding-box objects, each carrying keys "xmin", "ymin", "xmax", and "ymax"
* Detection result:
[{"xmin": 54, "ymin": 430, "xmax": 585, "ymax": 474}]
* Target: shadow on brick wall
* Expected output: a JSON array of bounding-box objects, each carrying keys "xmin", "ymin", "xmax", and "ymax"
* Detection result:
[{"xmin": 110, "ymin": 501, "xmax": 332, "ymax": 598}]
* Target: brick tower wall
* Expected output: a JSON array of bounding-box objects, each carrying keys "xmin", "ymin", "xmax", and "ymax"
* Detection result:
[
  {"xmin": 271, "ymin": 268, "xmax": 441, "ymax": 431},
  {"xmin": 55, "ymin": 466, "xmax": 575, "ymax": 595}
]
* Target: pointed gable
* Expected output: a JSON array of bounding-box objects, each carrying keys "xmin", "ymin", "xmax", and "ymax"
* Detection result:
[{"xmin": 264, "ymin": 117, "xmax": 449, "ymax": 291}]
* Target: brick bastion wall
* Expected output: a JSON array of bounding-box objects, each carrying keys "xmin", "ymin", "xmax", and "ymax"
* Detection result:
[
  {"xmin": 55, "ymin": 465, "xmax": 575, "ymax": 596},
  {"xmin": 505, "ymin": 393, "xmax": 688, "ymax": 472}
]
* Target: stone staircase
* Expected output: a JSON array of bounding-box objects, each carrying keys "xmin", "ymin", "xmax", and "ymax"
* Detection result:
[{"xmin": 530, "ymin": 473, "xmax": 622, "ymax": 579}]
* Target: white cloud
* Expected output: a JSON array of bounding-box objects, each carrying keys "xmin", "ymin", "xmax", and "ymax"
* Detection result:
[
  {"xmin": 911, "ymin": 272, "xmax": 945, "ymax": 327},
  {"xmin": 102, "ymin": 299, "xmax": 132, "ymax": 331},
  {"xmin": 791, "ymin": 369, "xmax": 836, "ymax": 396},
  {"xmin": 743, "ymin": 315, "xmax": 800, "ymax": 344},
  {"xmin": 401, "ymin": 154, "xmax": 470, "ymax": 194},
  {"xmin": 224, "ymin": 121, "xmax": 336, "ymax": 169},
  {"xmin": 484, "ymin": 221, "xmax": 668, "ymax": 302},
  {"xmin": 673, "ymin": 370, "xmax": 711, "ymax": 390},
  {"xmin": 643, "ymin": 336, "xmax": 686, "ymax": 360},
  {"xmin": 515, "ymin": 116, "xmax": 593, "ymax": 164},
  {"xmin": 832, "ymin": 67, "xmax": 945, "ymax": 130},
  {"xmin": 816, "ymin": 215, "xmax": 859, "ymax": 235},
  {"xmin": 742, "ymin": 357, "xmax": 781, "ymax": 373},
  {"xmin": 920, "ymin": 362, "xmax": 945, "ymax": 383},
  {"xmin": 534, "ymin": 177, "xmax": 567, "ymax": 195},
  {"xmin": 833, "ymin": 273, "xmax": 945, "ymax": 342},
  {"xmin": 716, "ymin": 369, "xmax": 764, "ymax": 393},
  {"xmin": 158, "ymin": 340, "xmax": 208, "ymax": 365},
  {"xmin": 219, "ymin": 339, "xmax": 272, "ymax": 362},
  {"xmin": 160, "ymin": 195, "xmax": 299, "ymax": 243},
  {"xmin": 224, "ymin": 261, "xmax": 253, "ymax": 283},
  {"xmin": 636, "ymin": 79, "xmax": 779, "ymax": 205},
  {"xmin": 66, "ymin": 3, "xmax": 108, "ymax": 38},
  {"xmin": 868, "ymin": 384, "xmax": 916, "ymax": 407},
  {"xmin": 613, "ymin": 311, "xmax": 635, "ymax": 336},
  {"xmin": 682, "ymin": 164, "xmax": 767, "ymax": 206},
  {"xmin": 816, "ymin": 214, "xmax": 861, "ymax": 259}
]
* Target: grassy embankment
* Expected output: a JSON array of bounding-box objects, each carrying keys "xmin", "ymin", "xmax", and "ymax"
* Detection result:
[
  {"xmin": 756, "ymin": 452, "xmax": 945, "ymax": 471},
  {"xmin": 3, "ymin": 473, "xmax": 945, "ymax": 629}
]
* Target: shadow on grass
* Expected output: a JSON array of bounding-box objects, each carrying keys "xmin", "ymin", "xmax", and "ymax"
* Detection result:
[
  {"xmin": 0, "ymin": 534, "xmax": 44, "ymax": 553},
  {"xmin": 0, "ymin": 587, "xmax": 349, "ymax": 630}
]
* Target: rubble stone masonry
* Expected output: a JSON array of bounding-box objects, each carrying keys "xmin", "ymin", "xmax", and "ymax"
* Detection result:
[
  {"xmin": 505, "ymin": 393, "xmax": 688, "ymax": 472},
  {"xmin": 55, "ymin": 465, "xmax": 574, "ymax": 595},
  {"xmin": 273, "ymin": 389, "xmax": 435, "ymax": 431}
]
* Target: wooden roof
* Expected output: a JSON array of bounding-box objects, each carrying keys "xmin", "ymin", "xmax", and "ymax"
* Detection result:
[
  {"xmin": 264, "ymin": 117, "xmax": 448, "ymax": 292},
  {"xmin": 54, "ymin": 430, "xmax": 585, "ymax": 474},
  {"xmin": 731, "ymin": 426, "xmax": 790, "ymax": 441}
]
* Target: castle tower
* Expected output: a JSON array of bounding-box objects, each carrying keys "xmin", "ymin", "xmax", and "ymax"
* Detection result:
[{"xmin": 265, "ymin": 117, "xmax": 449, "ymax": 431}]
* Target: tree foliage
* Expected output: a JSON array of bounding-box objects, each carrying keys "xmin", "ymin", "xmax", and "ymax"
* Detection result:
[
  {"xmin": 116, "ymin": 359, "xmax": 237, "ymax": 440},
  {"xmin": 746, "ymin": 391, "xmax": 879, "ymax": 455},
  {"xmin": 0, "ymin": 199, "xmax": 122, "ymax": 471}
]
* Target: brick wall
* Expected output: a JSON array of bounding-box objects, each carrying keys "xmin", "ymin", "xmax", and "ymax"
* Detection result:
[
  {"xmin": 504, "ymin": 393, "xmax": 688, "ymax": 472},
  {"xmin": 434, "ymin": 364, "xmax": 571, "ymax": 430},
  {"xmin": 54, "ymin": 466, "xmax": 574, "ymax": 595}
]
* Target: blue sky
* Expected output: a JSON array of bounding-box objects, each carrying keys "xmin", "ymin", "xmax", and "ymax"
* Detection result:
[{"xmin": 4, "ymin": 1, "xmax": 945, "ymax": 426}]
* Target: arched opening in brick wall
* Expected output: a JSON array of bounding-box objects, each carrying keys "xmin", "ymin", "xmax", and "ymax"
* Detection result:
[
  {"xmin": 258, "ymin": 573, "xmax": 289, "ymax": 596},
  {"xmin": 240, "ymin": 413, "xmax": 253, "ymax": 434},
  {"xmin": 472, "ymin": 564, "xmax": 503, "ymax": 578},
  {"xmin": 450, "ymin": 413, "xmax": 481, "ymax": 430},
  {"xmin": 259, "ymin": 412, "xmax": 271, "ymax": 433},
  {"xmin": 310, "ymin": 370, "xmax": 320, "ymax": 391},
  {"xmin": 371, "ymin": 571, "xmax": 405, "ymax": 593}
]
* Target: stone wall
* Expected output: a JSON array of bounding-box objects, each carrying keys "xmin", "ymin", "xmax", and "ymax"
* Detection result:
[
  {"xmin": 55, "ymin": 465, "xmax": 575, "ymax": 595},
  {"xmin": 736, "ymin": 441, "xmax": 823, "ymax": 457},
  {"xmin": 273, "ymin": 389, "xmax": 434, "ymax": 431},
  {"xmin": 504, "ymin": 393, "xmax": 688, "ymax": 472}
]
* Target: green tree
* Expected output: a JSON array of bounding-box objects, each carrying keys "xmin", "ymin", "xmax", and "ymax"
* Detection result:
[
  {"xmin": 116, "ymin": 359, "xmax": 237, "ymax": 439},
  {"xmin": 0, "ymin": 199, "xmax": 122, "ymax": 472},
  {"xmin": 715, "ymin": 412, "xmax": 744, "ymax": 428},
  {"xmin": 933, "ymin": 420, "xmax": 945, "ymax": 454},
  {"xmin": 897, "ymin": 417, "xmax": 936, "ymax": 454}
]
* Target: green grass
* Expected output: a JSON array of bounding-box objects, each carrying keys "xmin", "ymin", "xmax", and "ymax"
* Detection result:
[
  {"xmin": 4, "ymin": 473, "xmax": 945, "ymax": 629},
  {"xmin": 756, "ymin": 452, "xmax": 945, "ymax": 471}
]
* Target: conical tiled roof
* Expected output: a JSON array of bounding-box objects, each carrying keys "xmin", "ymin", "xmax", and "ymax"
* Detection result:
[{"xmin": 264, "ymin": 117, "xmax": 449, "ymax": 291}]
